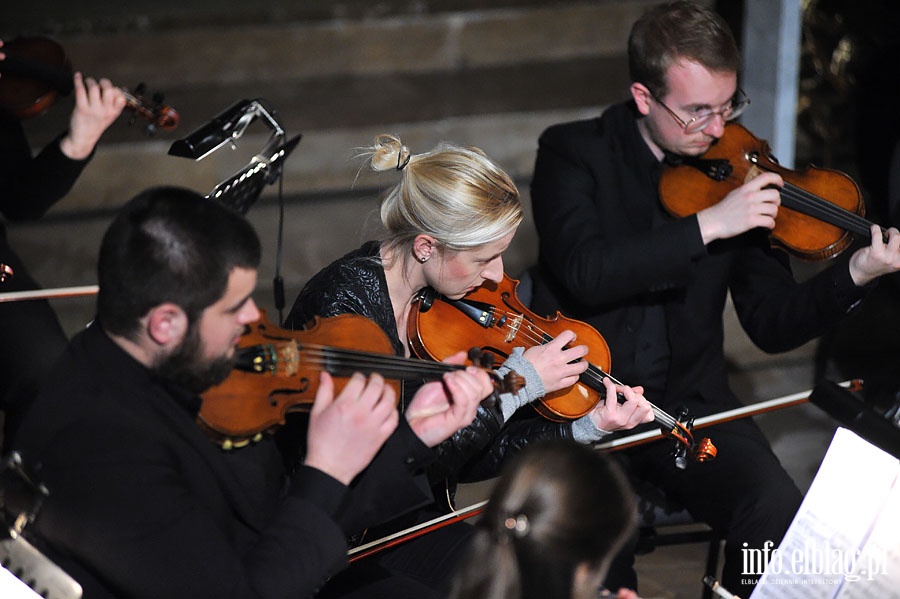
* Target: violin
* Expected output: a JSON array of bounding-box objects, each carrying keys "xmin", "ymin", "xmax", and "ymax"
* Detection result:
[
  {"xmin": 199, "ymin": 309, "xmax": 523, "ymax": 449},
  {"xmin": 659, "ymin": 122, "xmax": 884, "ymax": 261},
  {"xmin": 0, "ymin": 36, "xmax": 178, "ymax": 133},
  {"xmin": 407, "ymin": 273, "xmax": 716, "ymax": 467}
]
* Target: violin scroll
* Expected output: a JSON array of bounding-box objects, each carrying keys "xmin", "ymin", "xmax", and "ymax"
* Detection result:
[
  {"xmin": 122, "ymin": 84, "xmax": 179, "ymax": 134},
  {"xmin": 466, "ymin": 346, "xmax": 526, "ymax": 396},
  {"xmin": 671, "ymin": 408, "xmax": 717, "ymax": 470},
  {"xmin": 693, "ymin": 437, "xmax": 718, "ymax": 462}
]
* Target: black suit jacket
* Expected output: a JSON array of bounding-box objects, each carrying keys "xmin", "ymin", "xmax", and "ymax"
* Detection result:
[
  {"xmin": 1, "ymin": 113, "xmax": 87, "ymax": 439},
  {"xmin": 529, "ymin": 101, "xmax": 869, "ymax": 415},
  {"xmin": 13, "ymin": 323, "xmax": 435, "ymax": 598}
]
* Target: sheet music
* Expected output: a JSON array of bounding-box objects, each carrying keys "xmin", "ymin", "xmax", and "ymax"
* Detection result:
[
  {"xmin": 749, "ymin": 427, "xmax": 900, "ymax": 599},
  {"xmin": 0, "ymin": 564, "xmax": 42, "ymax": 599},
  {"xmin": 834, "ymin": 480, "xmax": 900, "ymax": 598}
]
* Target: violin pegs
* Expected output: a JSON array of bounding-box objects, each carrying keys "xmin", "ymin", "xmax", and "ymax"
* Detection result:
[
  {"xmin": 501, "ymin": 371, "xmax": 526, "ymax": 395},
  {"xmin": 467, "ymin": 347, "xmax": 494, "ymax": 369},
  {"xmin": 693, "ymin": 437, "xmax": 718, "ymax": 462}
]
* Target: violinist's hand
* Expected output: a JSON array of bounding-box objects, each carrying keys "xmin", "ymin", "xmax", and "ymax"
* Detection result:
[
  {"xmin": 59, "ymin": 72, "xmax": 127, "ymax": 160},
  {"xmin": 696, "ymin": 171, "xmax": 783, "ymax": 244},
  {"xmin": 848, "ymin": 225, "xmax": 900, "ymax": 286},
  {"xmin": 405, "ymin": 351, "xmax": 492, "ymax": 448},
  {"xmin": 304, "ymin": 371, "xmax": 399, "ymax": 485},
  {"xmin": 588, "ymin": 377, "xmax": 654, "ymax": 432},
  {"xmin": 522, "ymin": 329, "xmax": 589, "ymax": 394}
]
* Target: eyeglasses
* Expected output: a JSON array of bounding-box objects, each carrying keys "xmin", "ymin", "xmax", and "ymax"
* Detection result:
[{"xmin": 651, "ymin": 88, "xmax": 750, "ymax": 133}]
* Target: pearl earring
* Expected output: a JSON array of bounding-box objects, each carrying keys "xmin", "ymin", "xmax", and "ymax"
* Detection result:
[{"xmin": 419, "ymin": 255, "xmax": 428, "ymax": 263}]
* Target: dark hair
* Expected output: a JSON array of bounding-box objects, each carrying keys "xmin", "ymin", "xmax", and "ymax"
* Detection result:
[
  {"xmin": 628, "ymin": 0, "xmax": 741, "ymax": 97},
  {"xmin": 97, "ymin": 186, "xmax": 261, "ymax": 339},
  {"xmin": 449, "ymin": 441, "xmax": 637, "ymax": 599}
]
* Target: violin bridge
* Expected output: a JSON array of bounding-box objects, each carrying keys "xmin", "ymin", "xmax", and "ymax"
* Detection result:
[
  {"xmin": 745, "ymin": 163, "xmax": 762, "ymax": 184},
  {"xmin": 277, "ymin": 340, "xmax": 300, "ymax": 376},
  {"xmin": 504, "ymin": 315, "xmax": 523, "ymax": 343}
]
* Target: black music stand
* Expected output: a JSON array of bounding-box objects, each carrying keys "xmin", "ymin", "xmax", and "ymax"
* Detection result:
[
  {"xmin": 167, "ymin": 98, "xmax": 300, "ymax": 313},
  {"xmin": 168, "ymin": 99, "xmax": 301, "ymax": 214},
  {"xmin": 809, "ymin": 380, "xmax": 900, "ymax": 459},
  {"xmin": 1, "ymin": 452, "xmax": 83, "ymax": 599},
  {"xmin": 206, "ymin": 134, "xmax": 301, "ymax": 214}
]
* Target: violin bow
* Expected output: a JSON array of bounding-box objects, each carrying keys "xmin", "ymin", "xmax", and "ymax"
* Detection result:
[
  {"xmin": 346, "ymin": 380, "xmax": 863, "ymax": 563},
  {"xmin": 0, "ymin": 285, "xmax": 98, "ymax": 303},
  {"xmin": 593, "ymin": 379, "xmax": 862, "ymax": 452},
  {"xmin": 347, "ymin": 500, "xmax": 488, "ymax": 563},
  {"xmin": 422, "ymin": 289, "xmax": 715, "ymax": 464}
]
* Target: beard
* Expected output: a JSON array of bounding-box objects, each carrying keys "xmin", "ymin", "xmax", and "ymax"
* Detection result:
[{"xmin": 153, "ymin": 325, "xmax": 236, "ymax": 395}]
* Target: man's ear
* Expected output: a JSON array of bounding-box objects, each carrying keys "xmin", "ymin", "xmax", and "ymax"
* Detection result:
[
  {"xmin": 630, "ymin": 82, "xmax": 653, "ymax": 116},
  {"xmin": 146, "ymin": 303, "xmax": 188, "ymax": 348}
]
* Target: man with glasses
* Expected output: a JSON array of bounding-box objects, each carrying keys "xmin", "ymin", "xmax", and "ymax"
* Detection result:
[
  {"xmin": 649, "ymin": 86, "xmax": 749, "ymax": 134},
  {"xmin": 527, "ymin": 1, "xmax": 900, "ymax": 596}
]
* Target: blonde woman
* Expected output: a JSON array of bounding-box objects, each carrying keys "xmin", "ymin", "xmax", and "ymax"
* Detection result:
[{"xmin": 283, "ymin": 135, "xmax": 653, "ymax": 598}]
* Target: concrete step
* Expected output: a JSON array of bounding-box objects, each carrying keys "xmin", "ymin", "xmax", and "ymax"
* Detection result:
[
  {"xmin": 9, "ymin": 1, "xmax": 661, "ymax": 212},
  {"xmin": 4, "ymin": 0, "xmax": 672, "ymax": 343}
]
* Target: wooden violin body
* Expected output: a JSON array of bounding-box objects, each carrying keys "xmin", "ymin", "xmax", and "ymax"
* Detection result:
[
  {"xmin": 0, "ymin": 36, "xmax": 71, "ymax": 119},
  {"xmin": 408, "ymin": 274, "xmax": 716, "ymax": 465},
  {"xmin": 200, "ymin": 309, "xmax": 522, "ymax": 449},
  {"xmin": 659, "ymin": 122, "xmax": 877, "ymax": 261},
  {"xmin": 199, "ymin": 310, "xmax": 398, "ymax": 448},
  {"xmin": 409, "ymin": 275, "xmax": 607, "ymax": 421}
]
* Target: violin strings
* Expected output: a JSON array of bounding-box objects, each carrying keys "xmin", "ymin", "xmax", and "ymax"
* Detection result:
[
  {"xmin": 779, "ymin": 182, "xmax": 875, "ymax": 237},
  {"xmin": 255, "ymin": 342, "xmax": 462, "ymax": 379},
  {"xmin": 465, "ymin": 303, "xmax": 676, "ymax": 428},
  {"xmin": 746, "ymin": 162, "xmax": 878, "ymax": 239},
  {"xmin": 305, "ymin": 345, "xmax": 460, "ymax": 377}
]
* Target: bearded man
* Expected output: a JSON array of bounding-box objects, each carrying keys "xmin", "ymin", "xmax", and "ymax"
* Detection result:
[{"xmin": 11, "ymin": 186, "xmax": 490, "ymax": 598}]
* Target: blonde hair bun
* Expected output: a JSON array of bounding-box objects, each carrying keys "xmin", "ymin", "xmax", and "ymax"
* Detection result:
[{"xmin": 367, "ymin": 134, "xmax": 411, "ymax": 172}]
